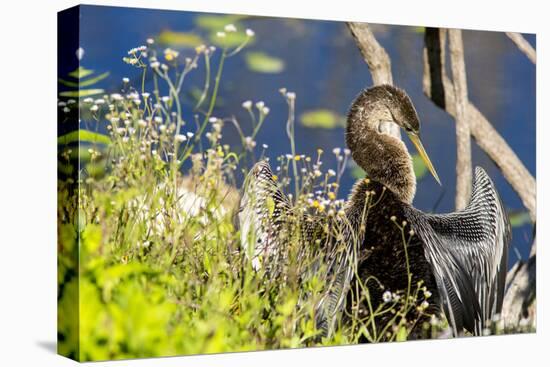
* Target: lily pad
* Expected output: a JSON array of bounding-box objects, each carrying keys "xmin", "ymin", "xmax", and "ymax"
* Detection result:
[
  {"xmin": 509, "ymin": 211, "xmax": 532, "ymax": 228},
  {"xmin": 300, "ymin": 109, "xmax": 344, "ymax": 129},
  {"xmin": 58, "ymin": 130, "xmax": 112, "ymax": 146},
  {"xmin": 194, "ymin": 14, "xmax": 246, "ymax": 31},
  {"xmin": 68, "ymin": 66, "xmax": 94, "ymax": 79},
  {"xmin": 210, "ymin": 31, "xmax": 250, "ymax": 48},
  {"xmin": 244, "ymin": 52, "xmax": 285, "ymax": 74},
  {"xmin": 59, "ymin": 89, "xmax": 104, "ymax": 98},
  {"xmin": 158, "ymin": 30, "xmax": 204, "ymax": 47}
]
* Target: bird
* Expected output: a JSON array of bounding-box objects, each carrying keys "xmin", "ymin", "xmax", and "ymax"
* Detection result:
[{"xmin": 238, "ymin": 84, "xmax": 510, "ymax": 339}]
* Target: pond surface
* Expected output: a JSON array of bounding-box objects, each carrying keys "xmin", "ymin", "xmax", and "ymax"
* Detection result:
[{"xmin": 68, "ymin": 5, "xmax": 536, "ymax": 266}]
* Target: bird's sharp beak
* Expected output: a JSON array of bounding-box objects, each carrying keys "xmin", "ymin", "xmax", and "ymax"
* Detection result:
[{"xmin": 406, "ymin": 132, "xmax": 441, "ymax": 185}]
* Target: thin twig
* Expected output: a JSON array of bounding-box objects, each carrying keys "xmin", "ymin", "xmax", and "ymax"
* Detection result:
[
  {"xmin": 506, "ymin": 32, "xmax": 536, "ymax": 64},
  {"xmin": 448, "ymin": 29, "xmax": 472, "ymax": 210},
  {"xmin": 347, "ymin": 22, "xmax": 400, "ymax": 140}
]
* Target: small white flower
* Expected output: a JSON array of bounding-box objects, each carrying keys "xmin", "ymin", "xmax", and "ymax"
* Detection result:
[
  {"xmin": 175, "ymin": 134, "xmax": 187, "ymax": 142},
  {"xmin": 209, "ymin": 117, "xmax": 218, "ymax": 123},
  {"xmin": 327, "ymin": 169, "xmax": 336, "ymax": 176},
  {"xmin": 159, "ymin": 125, "xmax": 167, "ymax": 132},
  {"xmin": 116, "ymin": 127, "xmax": 126, "ymax": 134},
  {"xmin": 63, "ymin": 107, "xmax": 70, "ymax": 113},
  {"xmin": 344, "ymin": 148, "xmax": 351, "ymax": 155},
  {"xmin": 76, "ymin": 47, "xmax": 85, "ymax": 61},
  {"xmin": 262, "ymin": 107, "xmax": 270, "ymax": 115},
  {"xmin": 256, "ymin": 101, "xmax": 265, "ymax": 109},
  {"xmin": 110, "ymin": 93, "xmax": 123, "ymax": 101},
  {"xmin": 146, "ymin": 38, "xmax": 154, "ymax": 45},
  {"xmin": 216, "ymin": 31, "xmax": 226, "ymax": 38},
  {"xmin": 224, "ymin": 24, "xmax": 237, "ymax": 32},
  {"xmin": 150, "ymin": 61, "xmax": 160, "ymax": 69},
  {"xmin": 161, "ymin": 96, "xmax": 170, "ymax": 103},
  {"xmin": 123, "ymin": 120, "xmax": 131, "ymax": 126},
  {"xmin": 67, "ymin": 99, "xmax": 76, "ymax": 105},
  {"xmin": 90, "ymin": 105, "xmax": 98, "ymax": 112},
  {"xmin": 242, "ymin": 100, "xmax": 252, "ymax": 109},
  {"xmin": 122, "ymin": 77, "xmax": 129, "ymax": 83},
  {"xmin": 286, "ymin": 92, "xmax": 296, "ymax": 100},
  {"xmin": 142, "ymin": 92, "xmax": 150, "ymax": 99},
  {"xmin": 382, "ymin": 291, "xmax": 392, "ymax": 303},
  {"xmin": 138, "ymin": 119, "xmax": 147, "ymax": 128},
  {"xmin": 83, "ymin": 97, "xmax": 94, "ymax": 104},
  {"xmin": 332, "ymin": 148, "xmax": 341, "ymax": 156},
  {"xmin": 186, "ymin": 132, "xmax": 194, "ymax": 138},
  {"xmin": 246, "ymin": 29, "xmax": 255, "ymax": 37},
  {"xmin": 262, "ymin": 144, "xmax": 268, "ymax": 149},
  {"xmin": 154, "ymin": 116, "xmax": 163, "ymax": 123}
]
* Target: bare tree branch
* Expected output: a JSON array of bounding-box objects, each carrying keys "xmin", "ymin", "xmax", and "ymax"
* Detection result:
[
  {"xmin": 506, "ymin": 32, "xmax": 536, "ymax": 64},
  {"xmin": 347, "ymin": 22, "xmax": 393, "ymax": 85},
  {"xmin": 423, "ymin": 28, "xmax": 536, "ymax": 222},
  {"xmin": 448, "ymin": 29, "xmax": 472, "ymax": 210}
]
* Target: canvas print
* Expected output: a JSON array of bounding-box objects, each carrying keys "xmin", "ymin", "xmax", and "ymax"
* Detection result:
[{"xmin": 57, "ymin": 5, "xmax": 536, "ymax": 362}]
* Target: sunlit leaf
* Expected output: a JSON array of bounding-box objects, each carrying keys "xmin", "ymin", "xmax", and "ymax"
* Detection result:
[
  {"xmin": 59, "ymin": 89, "xmax": 104, "ymax": 98},
  {"xmin": 58, "ymin": 130, "xmax": 111, "ymax": 146},
  {"xmin": 300, "ymin": 109, "xmax": 344, "ymax": 129},
  {"xmin": 158, "ymin": 30, "xmax": 204, "ymax": 47},
  {"xmin": 244, "ymin": 52, "xmax": 285, "ymax": 74},
  {"xmin": 59, "ymin": 72, "xmax": 110, "ymax": 88},
  {"xmin": 509, "ymin": 211, "xmax": 531, "ymax": 228},
  {"xmin": 412, "ymin": 154, "xmax": 428, "ymax": 179},
  {"xmin": 68, "ymin": 66, "xmax": 94, "ymax": 79}
]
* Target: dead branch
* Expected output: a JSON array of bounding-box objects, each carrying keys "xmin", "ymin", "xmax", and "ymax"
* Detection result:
[
  {"xmin": 506, "ymin": 32, "xmax": 536, "ymax": 64},
  {"xmin": 347, "ymin": 22, "xmax": 393, "ymax": 85},
  {"xmin": 423, "ymin": 28, "xmax": 536, "ymax": 222},
  {"xmin": 448, "ymin": 29, "xmax": 472, "ymax": 210}
]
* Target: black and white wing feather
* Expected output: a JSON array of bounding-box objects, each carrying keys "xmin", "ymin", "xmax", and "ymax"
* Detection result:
[
  {"xmin": 405, "ymin": 167, "xmax": 510, "ymax": 335},
  {"xmin": 238, "ymin": 160, "xmax": 291, "ymax": 270},
  {"xmin": 238, "ymin": 160, "xmax": 353, "ymax": 337}
]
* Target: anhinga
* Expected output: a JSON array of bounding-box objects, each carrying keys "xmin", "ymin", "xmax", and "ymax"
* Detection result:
[{"xmin": 239, "ymin": 84, "xmax": 510, "ymax": 339}]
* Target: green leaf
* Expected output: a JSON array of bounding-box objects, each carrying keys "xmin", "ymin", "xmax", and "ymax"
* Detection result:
[
  {"xmin": 396, "ymin": 325, "xmax": 408, "ymax": 341},
  {"xmin": 59, "ymin": 89, "xmax": 104, "ymax": 98},
  {"xmin": 68, "ymin": 66, "xmax": 94, "ymax": 79},
  {"xmin": 412, "ymin": 154, "xmax": 428, "ymax": 180},
  {"xmin": 59, "ymin": 72, "xmax": 110, "ymax": 88},
  {"xmin": 509, "ymin": 211, "xmax": 531, "ymax": 228},
  {"xmin": 158, "ymin": 31, "xmax": 204, "ymax": 47},
  {"xmin": 194, "ymin": 14, "xmax": 246, "ymax": 31},
  {"xmin": 58, "ymin": 130, "xmax": 111, "ymax": 146},
  {"xmin": 300, "ymin": 109, "xmax": 344, "ymax": 129},
  {"xmin": 244, "ymin": 52, "xmax": 285, "ymax": 74}
]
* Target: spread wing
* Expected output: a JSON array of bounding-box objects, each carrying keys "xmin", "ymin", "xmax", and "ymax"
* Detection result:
[
  {"xmin": 238, "ymin": 160, "xmax": 353, "ymax": 337},
  {"xmin": 405, "ymin": 167, "xmax": 510, "ymax": 335},
  {"xmin": 238, "ymin": 160, "xmax": 291, "ymax": 270}
]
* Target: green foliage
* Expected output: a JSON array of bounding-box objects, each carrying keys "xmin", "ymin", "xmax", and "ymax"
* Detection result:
[{"xmin": 157, "ymin": 31, "xmax": 204, "ymax": 47}]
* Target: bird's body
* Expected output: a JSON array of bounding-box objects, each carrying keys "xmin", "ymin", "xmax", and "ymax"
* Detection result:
[{"xmin": 238, "ymin": 84, "xmax": 510, "ymax": 340}]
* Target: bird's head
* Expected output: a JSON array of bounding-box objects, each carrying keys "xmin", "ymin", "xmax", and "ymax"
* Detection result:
[{"xmin": 346, "ymin": 84, "xmax": 440, "ymax": 186}]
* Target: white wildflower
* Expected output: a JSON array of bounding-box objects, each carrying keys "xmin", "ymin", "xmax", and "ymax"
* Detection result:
[
  {"xmin": 216, "ymin": 31, "xmax": 226, "ymax": 38},
  {"xmin": 383, "ymin": 291, "xmax": 392, "ymax": 303},
  {"xmin": 246, "ymin": 29, "xmax": 255, "ymax": 37},
  {"xmin": 224, "ymin": 24, "xmax": 237, "ymax": 32},
  {"xmin": 175, "ymin": 134, "xmax": 187, "ymax": 142},
  {"xmin": 242, "ymin": 100, "xmax": 252, "ymax": 109},
  {"xmin": 122, "ymin": 77, "xmax": 129, "ymax": 83},
  {"xmin": 328, "ymin": 169, "xmax": 336, "ymax": 176}
]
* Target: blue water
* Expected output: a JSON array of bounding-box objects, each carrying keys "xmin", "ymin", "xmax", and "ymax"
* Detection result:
[{"xmin": 71, "ymin": 5, "xmax": 536, "ymax": 266}]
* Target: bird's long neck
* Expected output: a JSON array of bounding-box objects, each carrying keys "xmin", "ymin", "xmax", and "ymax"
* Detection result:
[{"xmin": 346, "ymin": 124, "xmax": 416, "ymax": 204}]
